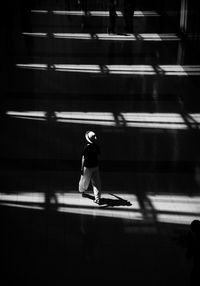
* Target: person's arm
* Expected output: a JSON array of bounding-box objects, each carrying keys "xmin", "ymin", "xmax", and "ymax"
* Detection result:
[{"xmin": 81, "ymin": 155, "xmax": 85, "ymax": 175}]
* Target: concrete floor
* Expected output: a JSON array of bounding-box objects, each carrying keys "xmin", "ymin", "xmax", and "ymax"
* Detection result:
[
  {"xmin": 1, "ymin": 190, "xmax": 199, "ymax": 286},
  {"xmin": 1, "ymin": 1, "xmax": 200, "ymax": 285}
]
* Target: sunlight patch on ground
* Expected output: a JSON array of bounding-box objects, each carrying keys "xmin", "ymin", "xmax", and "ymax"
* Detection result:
[
  {"xmin": 16, "ymin": 63, "xmax": 200, "ymax": 76},
  {"xmin": 31, "ymin": 10, "xmax": 160, "ymax": 17},
  {"xmin": 6, "ymin": 111, "xmax": 200, "ymax": 130},
  {"xmin": 0, "ymin": 192, "xmax": 200, "ymax": 225}
]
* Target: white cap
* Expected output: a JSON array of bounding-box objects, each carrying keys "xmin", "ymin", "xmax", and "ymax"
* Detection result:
[{"xmin": 85, "ymin": 131, "xmax": 97, "ymax": 143}]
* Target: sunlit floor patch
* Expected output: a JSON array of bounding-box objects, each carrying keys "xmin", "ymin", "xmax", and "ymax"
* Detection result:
[
  {"xmin": 53, "ymin": 33, "xmax": 180, "ymax": 41},
  {"xmin": 22, "ymin": 32, "xmax": 180, "ymax": 41},
  {"xmin": 6, "ymin": 111, "xmax": 200, "ymax": 130},
  {"xmin": 22, "ymin": 32, "xmax": 48, "ymax": 37},
  {"xmin": 16, "ymin": 63, "xmax": 200, "ymax": 76},
  {"xmin": 53, "ymin": 64, "xmax": 200, "ymax": 76},
  {"xmin": 31, "ymin": 10, "xmax": 160, "ymax": 17},
  {"xmin": 0, "ymin": 192, "xmax": 200, "ymax": 225}
]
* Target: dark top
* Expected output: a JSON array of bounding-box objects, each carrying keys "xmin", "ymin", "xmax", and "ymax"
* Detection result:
[{"xmin": 82, "ymin": 143, "xmax": 100, "ymax": 168}]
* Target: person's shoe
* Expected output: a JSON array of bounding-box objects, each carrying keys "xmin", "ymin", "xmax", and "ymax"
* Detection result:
[{"xmin": 94, "ymin": 198, "xmax": 100, "ymax": 205}]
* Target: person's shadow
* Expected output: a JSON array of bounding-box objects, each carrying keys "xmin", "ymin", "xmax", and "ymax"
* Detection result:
[
  {"xmin": 113, "ymin": 111, "xmax": 126, "ymax": 127},
  {"xmin": 135, "ymin": 188, "xmax": 157, "ymax": 222},
  {"xmin": 178, "ymin": 94, "xmax": 199, "ymax": 130},
  {"xmin": 83, "ymin": 193, "xmax": 132, "ymax": 207},
  {"xmin": 44, "ymin": 184, "xmax": 58, "ymax": 211},
  {"xmin": 45, "ymin": 190, "xmax": 58, "ymax": 210}
]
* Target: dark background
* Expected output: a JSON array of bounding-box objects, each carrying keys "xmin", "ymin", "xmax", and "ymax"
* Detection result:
[{"xmin": 1, "ymin": 1, "xmax": 200, "ymax": 285}]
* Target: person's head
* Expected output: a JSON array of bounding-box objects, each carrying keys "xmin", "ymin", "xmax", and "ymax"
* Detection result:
[
  {"xmin": 190, "ymin": 220, "xmax": 200, "ymax": 235},
  {"xmin": 85, "ymin": 130, "xmax": 97, "ymax": 143}
]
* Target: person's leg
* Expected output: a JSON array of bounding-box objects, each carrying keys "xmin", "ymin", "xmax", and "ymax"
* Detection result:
[
  {"xmin": 129, "ymin": 5, "xmax": 135, "ymax": 33},
  {"xmin": 91, "ymin": 167, "xmax": 101, "ymax": 203},
  {"xmin": 108, "ymin": 0, "xmax": 116, "ymax": 33},
  {"xmin": 123, "ymin": 0, "xmax": 134, "ymax": 33},
  {"xmin": 79, "ymin": 0, "xmax": 89, "ymax": 29},
  {"xmin": 79, "ymin": 167, "xmax": 92, "ymax": 193},
  {"xmin": 79, "ymin": 0, "xmax": 88, "ymax": 13}
]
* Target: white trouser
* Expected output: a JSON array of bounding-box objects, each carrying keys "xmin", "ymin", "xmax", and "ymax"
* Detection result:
[{"xmin": 79, "ymin": 166, "xmax": 101, "ymax": 200}]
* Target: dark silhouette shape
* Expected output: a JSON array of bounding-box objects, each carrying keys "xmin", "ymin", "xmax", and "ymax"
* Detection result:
[
  {"xmin": 78, "ymin": 0, "xmax": 91, "ymax": 30},
  {"xmin": 79, "ymin": 130, "xmax": 101, "ymax": 205},
  {"xmin": 78, "ymin": 0, "xmax": 88, "ymax": 13},
  {"xmin": 123, "ymin": 0, "xmax": 135, "ymax": 34},
  {"xmin": 135, "ymin": 188, "xmax": 157, "ymax": 222},
  {"xmin": 103, "ymin": 193, "xmax": 132, "ymax": 206},
  {"xmin": 108, "ymin": 0, "xmax": 135, "ymax": 34},
  {"xmin": 100, "ymin": 64, "xmax": 109, "ymax": 75},
  {"xmin": 82, "ymin": 192, "xmax": 132, "ymax": 207},
  {"xmin": 43, "ymin": 111, "xmax": 58, "ymax": 210},
  {"xmin": 174, "ymin": 220, "xmax": 200, "ymax": 286},
  {"xmin": 178, "ymin": 95, "xmax": 199, "ymax": 130},
  {"xmin": 44, "ymin": 187, "xmax": 58, "ymax": 210},
  {"xmin": 113, "ymin": 111, "xmax": 126, "ymax": 127},
  {"xmin": 186, "ymin": 220, "xmax": 200, "ymax": 286},
  {"xmin": 91, "ymin": 32, "xmax": 99, "ymax": 39},
  {"xmin": 108, "ymin": 0, "xmax": 118, "ymax": 34},
  {"xmin": 45, "ymin": 109, "xmax": 57, "ymax": 123}
]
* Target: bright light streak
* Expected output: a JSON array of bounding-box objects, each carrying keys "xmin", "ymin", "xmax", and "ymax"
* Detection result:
[
  {"xmin": 7, "ymin": 111, "xmax": 46, "ymax": 117},
  {"xmin": 57, "ymin": 111, "xmax": 115, "ymax": 126},
  {"xmin": 54, "ymin": 33, "xmax": 136, "ymax": 41},
  {"xmin": 191, "ymin": 114, "xmax": 200, "ymax": 120},
  {"xmin": 21, "ymin": 32, "xmax": 180, "ymax": 42},
  {"xmin": 57, "ymin": 206, "xmax": 137, "ymax": 220},
  {"xmin": 0, "ymin": 193, "xmax": 44, "ymax": 203},
  {"xmin": 16, "ymin": 63, "xmax": 200, "ymax": 76},
  {"xmin": 6, "ymin": 111, "xmax": 46, "ymax": 121},
  {"xmin": 139, "ymin": 33, "xmax": 180, "ymax": 41},
  {"xmin": 156, "ymin": 214, "xmax": 200, "ymax": 225},
  {"xmin": 54, "ymin": 64, "xmax": 101, "ymax": 73},
  {"xmin": 123, "ymin": 112, "xmax": 189, "ymax": 129},
  {"xmin": 126, "ymin": 123, "xmax": 185, "ymax": 130},
  {"xmin": 107, "ymin": 65, "xmax": 155, "ymax": 75},
  {"xmin": 124, "ymin": 113, "xmax": 183, "ymax": 121},
  {"xmin": 22, "ymin": 32, "xmax": 48, "ymax": 37},
  {"xmin": 31, "ymin": 9, "xmax": 49, "ymax": 14},
  {"xmin": 53, "ymin": 33, "xmax": 180, "ymax": 41},
  {"xmin": 16, "ymin": 64, "xmax": 48, "ymax": 70},
  {"xmin": 0, "ymin": 202, "xmax": 44, "ymax": 210},
  {"xmin": 50, "ymin": 10, "xmax": 159, "ymax": 17},
  {"xmin": 160, "ymin": 65, "xmax": 187, "ymax": 75},
  {"xmin": 53, "ymin": 64, "xmax": 155, "ymax": 75},
  {"xmin": 160, "ymin": 65, "xmax": 200, "ymax": 75},
  {"xmin": 6, "ymin": 111, "xmax": 200, "ymax": 130},
  {"xmin": 0, "ymin": 192, "xmax": 200, "ymax": 226},
  {"xmin": 54, "ymin": 64, "xmax": 200, "ymax": 76}
]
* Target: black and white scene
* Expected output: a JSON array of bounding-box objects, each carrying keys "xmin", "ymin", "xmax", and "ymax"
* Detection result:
[{"xmin": 1, "ymin": 1, "xmax": 200, "ymax": 285}]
